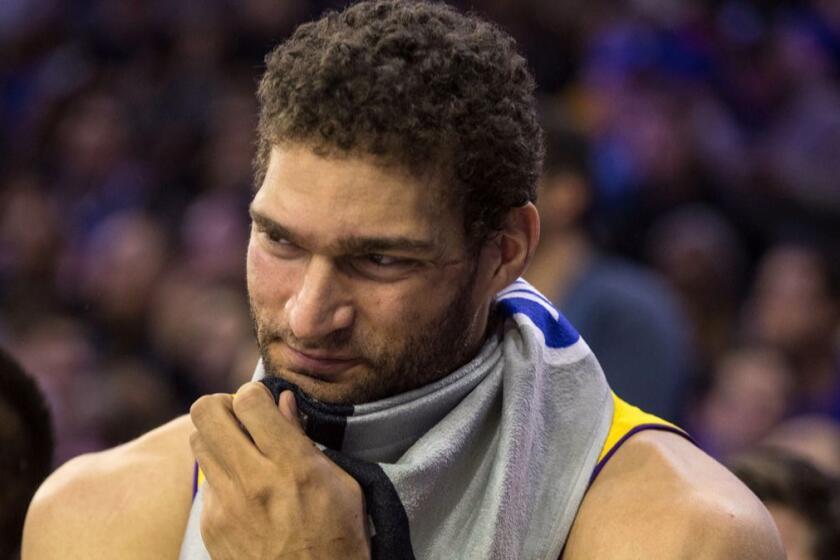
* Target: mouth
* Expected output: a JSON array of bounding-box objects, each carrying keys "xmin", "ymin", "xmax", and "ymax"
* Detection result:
[{"xmin": 280, "ymin": 344, "xmax": 362, "ymax": 379}]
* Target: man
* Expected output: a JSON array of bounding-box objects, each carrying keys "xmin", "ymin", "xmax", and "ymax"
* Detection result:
[
  {"xmin": 24, "ymin": 1, "xmax": 783, "ymax": 558},
  {"xmin": 0, "ymin": 346, "xmax": 53, "ymax": 558}
]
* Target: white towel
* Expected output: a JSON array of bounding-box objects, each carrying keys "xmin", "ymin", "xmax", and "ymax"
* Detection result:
[{"xmin": 180, "ymin": 280, "xmax": 613, "ymax": 559}]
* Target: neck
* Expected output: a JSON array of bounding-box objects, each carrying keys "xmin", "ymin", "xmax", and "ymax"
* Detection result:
[{"xmin": 451, "ymin": 300, "xmax": 503, "ymax": 379}]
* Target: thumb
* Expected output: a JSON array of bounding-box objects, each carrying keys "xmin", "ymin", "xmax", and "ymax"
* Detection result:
[{"xmin": 278, "ymin": 390, "xmax": 305, "ymax": 432}]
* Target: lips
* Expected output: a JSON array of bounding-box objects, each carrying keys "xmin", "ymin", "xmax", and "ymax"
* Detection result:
[{"xmin": 281, "ymin": 344, "xmax": 361, "ymax": 379}]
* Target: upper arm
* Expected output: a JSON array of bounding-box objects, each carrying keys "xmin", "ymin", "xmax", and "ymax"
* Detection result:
[
  {"xmin": 690, "ymin": 500, "xmax": 786, "ymax": 560},
  {"xmin": 565, "ymin": 499, "xmax": 784, "ymax": 560},
  {"xmin": 22, "ymin": 415, "xmax": 195, "ymax": 560},
  {"xmin": 563, "ymin": 430, "xmax": 785, "ymax": 560}
]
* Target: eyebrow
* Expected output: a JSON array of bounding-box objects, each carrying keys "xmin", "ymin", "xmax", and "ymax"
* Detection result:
[{"xmin": 248, "ymin": 207, "xmax": 439, "ymax": 256}]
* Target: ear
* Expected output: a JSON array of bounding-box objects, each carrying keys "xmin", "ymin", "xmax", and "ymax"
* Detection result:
[{"xmin": 481, "ymin": 202, "xmax": 540, "ymax": 294}]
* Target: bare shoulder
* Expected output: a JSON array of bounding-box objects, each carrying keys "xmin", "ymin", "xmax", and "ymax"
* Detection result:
[
  {"xmin": 563, "ymin": 430, "xmax": 785, "ymax": 560},
  {"xmin": 23, "ymin": 414, "xmax": 195, "ymax": 560}
]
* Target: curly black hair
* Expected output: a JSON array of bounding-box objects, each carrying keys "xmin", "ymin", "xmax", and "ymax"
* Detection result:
[
  {"xmin": 0, "ymin": 346, "xmax": 54, "ymax": 557},
  {"xmin": 255, "ymin": 0, "xmax": 543, "ymax": 242}
]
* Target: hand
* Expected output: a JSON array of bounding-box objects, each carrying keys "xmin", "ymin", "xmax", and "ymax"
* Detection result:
[{"xmin": 189, "ymin": 382, "xmax": 371, "ymax": 560}]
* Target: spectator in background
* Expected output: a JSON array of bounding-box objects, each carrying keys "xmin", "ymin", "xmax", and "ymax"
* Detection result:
[
  {"xmin": 11, "ymin": 316, "xmax": 102, "ymax": 463},
  {"xmin": 730, "ymin": 448, "xmax": 840, "ymax": 560},
  {"xmin": 525, "ymin": 108, "xmax": 693, "ymax": 421},
  {"xmin": 690, "ymin": 343, "xmax": 794, "ymax": 460},
  {"xmin": 94, "ymin": 359, "xmax": 180, "ymax": 449},
  {"xmin": 742, "ymin": 242, "xmax": 840, "ymax": 421},
  {"xmin": 50, "ymin": 90, "xmax": 153, "ymax": 235},
  {"xmin": 179, "ymin": 192, "xmax": 249, "ymax": 286},
  {"xmin": 0, "ymin": 180, "xmax": 63, "ymax": 324},
  {"xmin": 646, "ymin": 205, "xmax": 748, "ymax": 371},
  {"xmin": 71, "ymin": 210, "xmax": 169, "ymax": 359},
  {"xmin": 764, "ymin": 416, "xmax": 840, "ymax": 478},
  {"xmin": 0, "ymin": 346, "xmax": 53, "ymax": 559},
  {"xmin": 148, "ymin": 275, "xmax": 257, "ymax": 401}
]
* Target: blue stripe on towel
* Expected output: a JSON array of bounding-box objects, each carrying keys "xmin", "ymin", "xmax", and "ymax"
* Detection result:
[
  {"xmin": 497, "ymin": 297, "xmax": 580, "ymax": 349},
  {"xmin": 496, "ymin": 287, "xmax": 554, "ymax": 308}
]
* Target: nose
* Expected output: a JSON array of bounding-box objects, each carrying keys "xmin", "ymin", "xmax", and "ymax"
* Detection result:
[{"xmin": 285, "ymin": 255, "xmax": 355, "ymax": 340}]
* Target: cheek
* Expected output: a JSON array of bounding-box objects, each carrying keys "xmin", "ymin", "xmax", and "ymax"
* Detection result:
[
  {"xmin": 246, "ymin": 240, "xmax": 296, "ymax": 311},
  {"xmin": 347, "ymin": 286, "xmax": 411, "ymax": 344},
  {"xmin": 355, "ymin": 283, "xmax": 438, "ymax": 337}
]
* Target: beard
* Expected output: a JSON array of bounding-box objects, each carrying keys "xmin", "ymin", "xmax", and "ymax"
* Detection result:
[{"xmin": 249, "ymin": 265, "xmax": 485, "ymax": 405}]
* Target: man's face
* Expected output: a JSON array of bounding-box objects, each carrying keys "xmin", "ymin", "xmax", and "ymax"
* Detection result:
[{"xmin": 247, "ymin": 145, "xmax": 494, "ymax": 405}]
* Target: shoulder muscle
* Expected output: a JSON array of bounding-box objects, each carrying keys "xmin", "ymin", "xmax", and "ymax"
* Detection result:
[
  {"xmin": 563, "ymin": 430, "xmax": 785, "ymax": 559},
  {"xmin": 22, "ymin": 415, "xmax": 195, "ymax": 560}
]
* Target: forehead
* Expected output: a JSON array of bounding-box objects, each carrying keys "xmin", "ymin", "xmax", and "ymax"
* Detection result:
[{"xmin": 252, "ymin": 145, "xmax": 464, "ymax": 251}]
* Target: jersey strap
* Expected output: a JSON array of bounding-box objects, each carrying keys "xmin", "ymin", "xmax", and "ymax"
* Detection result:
[{"xmin": 590, "ymin": 392, "xmax": 694, "ymax": 484}]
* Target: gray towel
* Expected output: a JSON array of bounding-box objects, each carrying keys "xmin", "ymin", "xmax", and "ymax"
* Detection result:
[{"xmin": 180, "ymin": 280, "xmax": 613, "ymax": 559}]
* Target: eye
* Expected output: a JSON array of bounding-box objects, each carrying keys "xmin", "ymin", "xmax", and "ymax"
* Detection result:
[
  {"xmin": 255, "ymin": 225, "xmax": 304, "ymax": 257},
  {"xmin": 265, "ymin": 230, "xmax": 289, "ymax": 244},
  {"xmin": 347, "ymin": 254, "xmax": 419, "ymax": 280},
  {"xmin": 366, "ymin": 254, "xmax": 402, "ymax": 267}
]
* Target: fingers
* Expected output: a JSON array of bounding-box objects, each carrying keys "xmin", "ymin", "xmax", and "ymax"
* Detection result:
[
  {"xmin": 278, "ymin": 390, "xmax": 305, "ymax": 433},
  {"xmin": 190, "ymin": 393, "xmax": 255, "ymax": 485},
  {"xmin": 190, "ymin": 429, "xmax": 231, "ymax": 493},
  {"xmin": 232, "ymin": 383, "xmax": 308, "ymax": 459}
]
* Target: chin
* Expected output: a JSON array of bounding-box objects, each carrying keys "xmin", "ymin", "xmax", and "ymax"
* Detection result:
[
  {"xmin": 291, "ymin": 376, "xmax": 355, "ymax": 404},
  {"xmin": 262, "ymin": 364, "xmax": 365, "ymax": 405}
]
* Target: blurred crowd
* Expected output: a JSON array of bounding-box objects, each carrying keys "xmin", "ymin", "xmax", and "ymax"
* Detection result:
[{"xmin": 1, "ymin": 0, "xmax": 839, "ymax": 540}]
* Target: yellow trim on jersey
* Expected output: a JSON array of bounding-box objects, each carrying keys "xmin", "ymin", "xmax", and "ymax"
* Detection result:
[{"xmin": 597, "ymin": 392, "xmax": 682, "ymax": 464}]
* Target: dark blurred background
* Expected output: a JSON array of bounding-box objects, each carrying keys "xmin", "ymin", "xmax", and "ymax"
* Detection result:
[{"xmin": 1, "ymin": 0, "xmax": 839, "ymax": 482}]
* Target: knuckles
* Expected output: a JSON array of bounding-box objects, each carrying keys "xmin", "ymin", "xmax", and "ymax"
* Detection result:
[
  {"xmin": 232, "ymin": 382, "xmax": 272, "ymax": 416},
  {"xmin": 239, "ymin": 477, "xmax": 273, "ymax": 507},
  {"xmin": 191, "ymin": 386, "xmax": 366, "ymax": 532},
  {"xmin": 190, "ymin": 393, "xmax": 232, "ymax": 428},
  {"xmin": 200, "ymin": 497, "xmax": 228, "ymax": 541}
]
